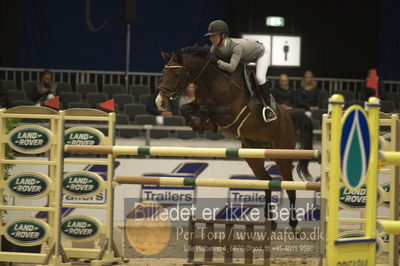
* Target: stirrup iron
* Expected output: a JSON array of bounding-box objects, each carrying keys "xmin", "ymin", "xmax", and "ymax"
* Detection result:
[{"xmin": 262, "ymin": 106, "xmax": 277, "ymax": 123}]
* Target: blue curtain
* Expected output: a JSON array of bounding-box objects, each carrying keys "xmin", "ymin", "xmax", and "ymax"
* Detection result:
[
  {"xmin": 378, "ymin": 0, "xmax": 400, "ymax": 81},
  {"xmin": 17, "ymin": 0, "xmax": 224, "ymax": 72}
]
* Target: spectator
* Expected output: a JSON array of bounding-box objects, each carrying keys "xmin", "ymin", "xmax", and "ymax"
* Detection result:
[
  {"xmin": 295, "ymin": 70, "xmax": 324, "ymax": 111},
  {"xmin": 362, "ymin": 68, "xmax": 385, "ymax": 101},
  {"xmin": 146, "ymin": 89, "xmax": 179, "ymax": 116},
  {"xmin": 31, "ymin": 69, "xmax": 57, "ymax": 106},
  {"xmin": 271, "ymin": 74, "xmax": 296, "ymax": 110},
  {"xmin": 0, "ymin": 81, "xmax": 10, "ymax": 108},
  {"xmin": 178, "ymin": 83, "xmax": 196, "ymax": 107}
]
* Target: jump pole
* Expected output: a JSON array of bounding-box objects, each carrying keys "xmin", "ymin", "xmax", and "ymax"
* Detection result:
[
  {"xmin": 65, "ymin": 145, "xmax": 320, "ymax": 159},
  {"xmin": 115, "ymin": 176, "xmax": 321, "ymax": 191}
]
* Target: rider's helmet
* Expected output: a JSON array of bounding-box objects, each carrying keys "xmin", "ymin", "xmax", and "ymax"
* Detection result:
[{"xmin": 204, "ymin": 20, "xmax": 229, "ymax": 36}]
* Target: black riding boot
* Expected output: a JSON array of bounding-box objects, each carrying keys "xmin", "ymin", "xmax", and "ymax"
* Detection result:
[{"xmin": 259, "ymin": 83, "xmax": 277, "ymax": 122}]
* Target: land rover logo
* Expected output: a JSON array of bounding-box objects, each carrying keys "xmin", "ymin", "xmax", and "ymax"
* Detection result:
[
  {"xmin": 8, "ymin": 126, "xmax": 52, "ymax": 154},
  {"xmin": 64, "ymin": 127, "xmax": 104, "ymax": 146},
  {"xmin": 339, "ymin": 184, "xmax": 383, "ymax": 209},
  {"xmin": 61, "ymin": 215, "xmax": 101, "ymax": 242},
  {"xmin": 63, "ymin": 171, "xmax": 104, "ymax": 198},
  {"xmin": 5, "ymin": 218, "xmax": 49, "ymax": 246},
  {"xmin": 7, "ymin": 172, "xmax": 51, "ymax": 199},
  {"xmin": 380, "ymin": 182, "xmax": 390, "ymax": 208},
  {"xmin": 339, "ymin": 231, "xmax": 383, "ymax": 257}
]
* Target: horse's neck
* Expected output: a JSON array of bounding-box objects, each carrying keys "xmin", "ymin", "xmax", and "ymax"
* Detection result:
[{"xmin": 194, "ymin": 63, "xmax": 246, "ymax": 105}]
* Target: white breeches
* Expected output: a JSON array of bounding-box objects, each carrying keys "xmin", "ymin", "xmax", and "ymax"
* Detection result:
[{"xmin": 255, "ymin": 49, "xmax": 269, "ymax": 85}]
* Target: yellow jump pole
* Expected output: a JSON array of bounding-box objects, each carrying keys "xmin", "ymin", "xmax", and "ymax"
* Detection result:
[
  {"xmin": 379, "ymin": 151, "xmax": 400, "ymax": 165},
  {"xmin": 115, "ymin": 176, "xmax": 321, "ymax": 191},
  {"xmin": 65, "ymin": 145, "xmax": 320, "ymax": 159},
  {"xmin": 326, "ymin": 94, "xmax": 344, "ymax": 265},
  {"xmin": 377, "ymin": 220, "xmax": 400, "ymax": 235}
]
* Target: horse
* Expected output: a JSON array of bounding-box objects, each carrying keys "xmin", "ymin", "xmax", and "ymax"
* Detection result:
[{"xmin": 157, "ymin": 45, "xmax": 314, "ymax": 230}]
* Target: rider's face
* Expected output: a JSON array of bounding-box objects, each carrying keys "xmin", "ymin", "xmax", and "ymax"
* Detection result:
[{"xmin": 209, "ymin": 34, "xmax": 222, "ymax": 46}]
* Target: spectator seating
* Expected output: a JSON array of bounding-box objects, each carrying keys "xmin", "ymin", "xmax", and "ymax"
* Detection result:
[
  {"xmin": 321, "ymin": 99, "xmax": 329, "ymax": 109},
  {"xmin": 385, "ymin": 93, "xmax": 400, "ymax": 110},
  {"xmin": 177, "ymin": 130, "xmax": 198, "ymax": 140},
  {"xmin": 1, "ymin": 80, "xmax": 17, "ymax": 91},
  {"xmin": 334, "ymin": 90, "xmax": 355, "ymax": 102},
  {"xmin": 87, "ymin": 92, "xmax": 108, "ymax": 108},
  {"xmin": 139, "ymin": 94, "xmax": 150, "ymax": 105},
  {"xmin": 56, "ymin": 83, "xmax": 72, "ymax": 95},
  {"xmin": 60, "ymin": 92, "xmax": 81, "ymax": 108},
  {"xmin": 12, "ymin": 100, "xmax": 32, "ymax": 107},
  {"xmin": 381, "ymin": 100, "xmax": 395, "ymax": 113},
  {"xmin": 114, "ymin": 94, "xmax": 134, "ymax": 113},
  {"xmin": 103, "ymin": 84, "xmax": 124, "ymax": 98},
  {"xmin": 8, "ymin": 90, "xmax": 26, "ymax": 101},
  {"xmin": 22, "ymin": 81, "xmax": 37, "ymax": 98},
  {"xmin": 348, "ymin": 100, "xmax": 364, "ymax": 107},
  {"xmin": 129, "ymin": 85, "xmax": 150, "ymax": 102},
  {"xmin": 116, "ymin": 114, "xmax": 141, "ymax": 138},
  {"xmin": 124, "ymin": 103, "xmax": 147, "ymax": 122},
  {"xmin": 311, "ymin": 109, "xmax": 327, "ymax": 123},
  {"xmin": 164, "ymin": 116, "xmax": 185, "ymax": 126},
  {"xmin": 135, "ymin": 114, "xmax": 156, "ymax": 125},
  {"xmin": 76, "ymin": 84, "xmax": 98, "ymax": 99},
  {"xmin": 150, "ymin": 130, "xmax": 170, "ymax": 139}
]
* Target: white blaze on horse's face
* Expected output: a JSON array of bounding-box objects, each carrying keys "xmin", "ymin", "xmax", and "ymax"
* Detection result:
[{"xmin": 156, "ymin": 90, "xmax": 170, "ymax": 112}]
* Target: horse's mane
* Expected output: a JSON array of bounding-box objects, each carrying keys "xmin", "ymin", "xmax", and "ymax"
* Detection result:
[{"xmin": 176, "ymin": 45, "xmax": 210, "ymax": 59}]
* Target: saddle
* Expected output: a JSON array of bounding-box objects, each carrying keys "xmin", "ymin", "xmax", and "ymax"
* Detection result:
[
  {"xmin": 240, "ymin": 64, "xmax": 258, "ymax": 99},
  {"xmin": 212, "ymin": 57, "xmax": 269, "ymax": 103},
  {"xmin": 241, "ymin": 65, "xmax": 273, "ymax": 104}
]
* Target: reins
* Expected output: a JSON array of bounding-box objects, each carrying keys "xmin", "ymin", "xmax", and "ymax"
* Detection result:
[
  {"xmin": 161, "ymin": 57, "xmax": 246, "ymax": 100},
  {"xmin": 162, "ymin": 60, "xmax": 209, "ymax": 100}
]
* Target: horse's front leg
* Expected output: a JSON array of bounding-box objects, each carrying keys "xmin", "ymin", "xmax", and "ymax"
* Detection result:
[
  {"xmin": 198, "ymin": 105, "xmax": 218, "ymax": 132},
  {"xmin": 180, "ymin": 102, "xmax": 204, "ymax": 131}
]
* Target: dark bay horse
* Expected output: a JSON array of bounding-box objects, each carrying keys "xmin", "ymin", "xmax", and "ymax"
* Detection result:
[{"xmin": 157, "ymin": 46, "xmax": 314, "ymax": 230}]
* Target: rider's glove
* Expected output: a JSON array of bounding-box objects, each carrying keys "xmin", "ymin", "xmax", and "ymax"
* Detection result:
[{"xmin": 208, "ymin": 53, "xmax": 219, "ymax": 64}]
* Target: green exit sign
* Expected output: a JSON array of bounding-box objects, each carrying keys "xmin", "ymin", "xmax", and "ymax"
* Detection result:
[{"xmin": 266, "ymin": 16, "xmax": 285, "ymax": 27}]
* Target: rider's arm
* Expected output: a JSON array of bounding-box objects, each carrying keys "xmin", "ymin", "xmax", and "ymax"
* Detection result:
[{"xmin": 217, "ymin": 43, "xmax": 243, "ymax": 73}]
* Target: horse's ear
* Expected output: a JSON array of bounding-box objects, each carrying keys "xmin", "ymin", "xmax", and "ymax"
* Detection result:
[{"xmin": 160, "ymin": 51, "xmax": 172, "ymax": 62}]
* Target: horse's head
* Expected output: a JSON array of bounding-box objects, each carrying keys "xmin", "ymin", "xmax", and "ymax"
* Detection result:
[
  {"xmin": 157, "ymin": 51, "xmax": 192, "ymax": 101},
  {"xmin": 156, "ymin": 46, "xmax": 211, "ymax": 112}
]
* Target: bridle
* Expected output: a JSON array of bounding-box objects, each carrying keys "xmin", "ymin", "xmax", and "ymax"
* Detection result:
[{"xmin": 159, "ymin": 60, "xmax": 209, "ymax": 100}]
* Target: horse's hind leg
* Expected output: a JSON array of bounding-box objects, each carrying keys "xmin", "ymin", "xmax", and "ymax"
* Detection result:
[
  {"xmin": 241, "ymin": 138, "xmax": 277, "ymax": 230},
  {"xmin": 275, "ymin": 159, "xmax": 298, "ymax": 230}
]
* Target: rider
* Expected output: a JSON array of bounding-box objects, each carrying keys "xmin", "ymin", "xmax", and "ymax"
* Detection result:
[{"xmin": 205, "ymin": 20, "xmax": 276, "ymax": 122}]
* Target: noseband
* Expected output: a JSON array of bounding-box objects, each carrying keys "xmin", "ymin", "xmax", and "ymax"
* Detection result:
[{"xmin": 160, "ymin": 60, "xmax": 209, "ymax": 100}]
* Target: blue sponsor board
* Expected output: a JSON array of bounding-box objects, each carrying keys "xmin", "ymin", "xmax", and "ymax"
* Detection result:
[{"xmin": 140, "ymin": 162, "xmax": 208, "ymax": 205}]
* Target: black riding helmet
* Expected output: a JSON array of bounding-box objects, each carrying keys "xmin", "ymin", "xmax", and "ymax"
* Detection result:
[{"xmin": 204, "ymin": 20, "xmax": 229, "ymax": 36}]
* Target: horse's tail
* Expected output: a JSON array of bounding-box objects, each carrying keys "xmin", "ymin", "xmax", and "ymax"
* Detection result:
[{"xmin": 288, "ymin": 111, "xmax": 314, "ymax": 181}]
